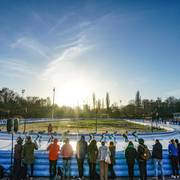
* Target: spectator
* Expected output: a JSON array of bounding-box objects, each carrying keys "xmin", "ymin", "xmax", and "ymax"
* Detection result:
[
  {"xmin": 61, "ymin": 138, "xmax": 73, "ymax": 180},
  {"xmin": 48, "ymin": 123, "xmax": 53, "ymax": 134},
  {"xmin": 76, "ymin": 136, "xmax": 88, "ymax": 180},
  {"xmin": 109, "ymin": 141, "xmax": 116, "ymax": 179},
  {"xmin": 125, "ymin": 141, "xmax": 137, "ymax": 180},
  {"xmin": 168, "ymin": 139, "xmax": 179, "ymax": 178},
  {"xmin": 98, "ymin": 141, "xmax": 109, "ymax": 180},
  {"xmin": 175, "ymin": 139, "xmax": 180, "ymax": 165},
  {"xmin": 137, "ymin": 138, "xmax": 149, "ymax": 180},
  {"xmin": 47, "ymin": 138, "xmax": 60, "ymax": 178},
  {"xmin": 152, "ymin": 139, "xmax": 164, "ymax": 180},
  {"xmin": 122, "ymin": 131, "xmax": 129, "ymax": 142},
  {"xmin": 14, "ymin": 137, "xmax": 23, "ymax": 180},
  {"xmin": 88, "ymin": 139, "xmax": 98, "ymax": 180},
  {"xmin": 22, "ymin": 136, "xmax": 38, "ymax": 179}
]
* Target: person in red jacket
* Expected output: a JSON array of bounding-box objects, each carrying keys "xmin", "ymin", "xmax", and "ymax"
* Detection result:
[
  {"xmin": 47, "ymin": 138, "xmax": 60, "ymax": 178},
  {"xmin": 61, "ymin": 138, "xmax": 73, "ymax": 180}
]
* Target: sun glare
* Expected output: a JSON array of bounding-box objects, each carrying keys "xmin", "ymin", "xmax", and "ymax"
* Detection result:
[{"xmin": 55, "ymin": 79, "xmax": 91, "ymax": 107}]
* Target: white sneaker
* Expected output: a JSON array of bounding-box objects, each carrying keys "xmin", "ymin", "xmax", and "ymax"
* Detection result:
[
  {"xmin": 171, "ymin": 175, "xmax": 176, "ymax": 179},
  {"xmin": 176, "ymin": 175, "xmax": 179, "ymax": 179}
]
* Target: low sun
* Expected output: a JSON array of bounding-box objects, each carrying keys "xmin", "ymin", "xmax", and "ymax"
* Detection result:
[{"xmin": 55, "ymin": 79, "xmax": 91, "ymax": 107}]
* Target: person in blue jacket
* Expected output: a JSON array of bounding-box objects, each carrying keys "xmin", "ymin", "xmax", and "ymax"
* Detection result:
[{"xmin": 168, "ymin": 139, "xmax": 179, "ymax": 179}]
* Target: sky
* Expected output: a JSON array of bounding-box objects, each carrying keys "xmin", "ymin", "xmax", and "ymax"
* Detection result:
[{"xmin": 0, "ymin": 0, "xmax": 180, "ymax": 106}]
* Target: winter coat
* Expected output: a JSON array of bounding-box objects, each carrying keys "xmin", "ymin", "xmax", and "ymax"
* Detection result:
[
  {"xmin": 109, "ymin": 145, "xmax": 116, "ymax": 164},
  {"xmin": 61, "ymin": 143, "xmax": 73, "ymax": 159},
  {"xmin": 168, "ymin": 143, "xmax": 178, "ymax": 156},
  {"xmin": 125, "ymin": 144, "xmax": 137, "ymax": 164},
  {"xmin": 76, "ymin": 139, "xmax": 88, "ymax": 159},
  {"xmin": 47, "ymin": 143, "xmax": 60, "ymax": 160},
  {"xmin": 22, "ymin": 141, "xmax": 38, "ymax": 164},
  {"xmin": 137, "ymin": 143, "xmax": 147, "ymax": 161},
  {"xmin": 88, "ymin": 143, "xmax": 98, "ymax": 163},
  {"xmin": 98, "ymin": 145, "xmax": 108, "ymax": 161},
  {"xmin": 152, "ymin": 142, "xmax": 163, "ymax": 159},
  {"xmin": 14, "ymin": 143, "xmax": 23, "ymax": 160}
]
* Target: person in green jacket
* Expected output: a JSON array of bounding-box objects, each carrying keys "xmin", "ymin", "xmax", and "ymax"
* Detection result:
[
  {"xmin": 109, "ymin": 141, "xmax": 116, "ymax": 179},
  {"xmin": 22, "ymin": 136, "xmax": 38, "ymax": 179},
  {"xmin": 125, "ymin": 141, "xmax": 137, "ymax": 180},
  {"xmin": 88, "ymin": 139, "xmax": 98, "ymax": 180}
]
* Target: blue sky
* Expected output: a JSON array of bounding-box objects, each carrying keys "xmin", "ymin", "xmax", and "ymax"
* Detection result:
[{"xmin": 0, "ymin": 0, "xmax": 180, "ymax": 106}]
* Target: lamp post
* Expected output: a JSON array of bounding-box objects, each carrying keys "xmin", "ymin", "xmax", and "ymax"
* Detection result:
[
  {"xmin": 51, "ymin": 88, "xmax": 55, "ymax": 120},
  {"xmin": 95, "ymin": 108, "xmax": 97, "ymax": 133}
]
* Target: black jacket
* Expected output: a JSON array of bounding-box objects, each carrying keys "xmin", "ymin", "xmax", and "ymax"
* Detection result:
[
  {"xmin": 125, "ymin": 145, "xmax": 137, "ymax": 164},
  {"xmin": 152, "ymin": 142, "xmax": 163, "ymax": 159}
]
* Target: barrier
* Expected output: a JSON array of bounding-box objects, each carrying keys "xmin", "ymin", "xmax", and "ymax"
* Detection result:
[{"xmin": 0, "ymin": 150, "xmax": 177, "ymax": 177}]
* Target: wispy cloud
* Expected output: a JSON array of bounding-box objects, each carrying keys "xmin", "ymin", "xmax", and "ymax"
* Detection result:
[
  {"xmin": 0, "ymin": 59, "xmax": 37, "ymax": 78},
  {"xmin": 41, "ymin": 43, "xmax": 90, "ymax": 80},
  {"xmin": 10, "ymin": 37, "xmax": 50, "ymax": 59}
]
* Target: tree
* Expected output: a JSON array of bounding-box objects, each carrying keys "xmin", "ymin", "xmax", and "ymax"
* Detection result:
[
  {"xmin": 92, "ymin": 93, "xmax": 96, "ymax": 110},
  {"xmin": 106, "ymin": 92, "xmax": 110, "ymax": 112},
  {"xmin": 135, "ymin": 90, "xmax": 141, "ymax": 107}
]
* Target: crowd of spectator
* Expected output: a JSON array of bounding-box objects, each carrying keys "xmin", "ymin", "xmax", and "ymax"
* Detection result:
[{"xmin": 13, "ymin": 134, "xmax": 180, "ymax": 180}]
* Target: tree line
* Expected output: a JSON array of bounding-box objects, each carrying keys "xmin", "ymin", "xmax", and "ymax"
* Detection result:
[{"xmin": 0, "ymin": 88, "xmax": 179, "ymax": 120}]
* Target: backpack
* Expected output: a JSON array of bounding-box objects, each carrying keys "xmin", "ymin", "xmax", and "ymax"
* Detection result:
[{"xmin": 140, "ymin": 145, "xmax": 151, "ymax": 160}]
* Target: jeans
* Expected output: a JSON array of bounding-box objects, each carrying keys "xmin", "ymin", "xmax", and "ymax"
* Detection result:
[
  {"xmin": 109, "ymin": 164, "xmax": 116, "ymax": 178},
  {"xmin": 127, "ymin": 162, "xmax": 135, "ymax": 180},
  {"xmin": 77, "ymin": 158, "xmax": 84, "ymax": 178},
  {"xmin": 89, "ymin": 162, "xmax": 96, "ymax": 180},
  {"xmin": 153, "ymin": 158, "xmax": 164, "ymax": 177},
  {"xmin": 100, "ymin": 161, "xmax": 108, "ymax": 180},
  {"xmin": 170, "ymin": 155, "xmax": 179, "ymax": 176},
  {"xmin": 138, "ymin": 160, "xmax": 147, "ymax": 180},
  {"xmin": 63, "ymin": 158, "xmax": 71, "ymax": 179},
  {"xmin": 23, "ymin": 163, "xmax": 34, "ymax": 177},
  {"xmin": 49, "ymin": 160, "xmax": 57, "ymax": 177},
  {"xmin": 14, "ymin": 159, "xmax": 21, "ymax": 179}
]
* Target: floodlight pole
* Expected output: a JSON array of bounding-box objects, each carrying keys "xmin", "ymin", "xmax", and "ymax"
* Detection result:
[{"xmin": 51, "ymin": 88, "xmax": 55, "ymax": 120}]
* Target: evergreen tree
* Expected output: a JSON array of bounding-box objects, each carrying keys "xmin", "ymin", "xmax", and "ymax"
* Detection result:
[
  {"xmin": 106, "ymin": 92, "xmax": 110, "ymax": 111},
  {"xmin": 135, "ymin": 90, "xmax": 141, "ymax": 107}
]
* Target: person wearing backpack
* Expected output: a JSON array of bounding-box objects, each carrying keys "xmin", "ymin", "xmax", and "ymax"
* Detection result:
[
  {"xmin": 168, "ymin": 139, "xmax": 179, "ymax": 179},
  {"xmin": 76, "ymin": 135, "xmax": 88, "ymax": 180},
  {"xmin": 88, "ymin": 139, "xmax": 98, "ymax": 180},
  {"xmin": 137, "ymin": 138, "xmax": 150, "ymax": 180},
  {"xmin": 125, "ymin": 141, "xmax": 137, "ymax": 180},
  {"xmin": 109, "ymin": 141, "xmax": 116, "ymax": 179},
  {"xmin": 152, "ymin": 139, "xmax": 164, "ymax": 180}
]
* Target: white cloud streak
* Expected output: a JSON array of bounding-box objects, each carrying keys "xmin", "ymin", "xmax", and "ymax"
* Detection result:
[
  {"xmin": 10, "ymin": 37, "xmax": 50, "ymax": 59},
  {"xmin": 0, "ymin": 59, "xmax": 37, "ymax": 78}
]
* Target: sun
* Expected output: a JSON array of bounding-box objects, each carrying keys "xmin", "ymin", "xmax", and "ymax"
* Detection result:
[{"xmin": 55, "ymin": 79, "xmax": 91, "ymax": 107}]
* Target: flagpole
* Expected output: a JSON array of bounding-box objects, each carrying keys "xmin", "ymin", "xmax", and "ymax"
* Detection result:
[{"xmin": 52, "ymin": 88, "xmax": 55, "ymax": 120}]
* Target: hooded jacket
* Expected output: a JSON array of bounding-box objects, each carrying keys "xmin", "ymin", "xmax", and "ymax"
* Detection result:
[
  {"xmin": 125, "ymin": 144, "xmax": 137, "ymax": 164},
  {"xmin": 152, "ymin": 142, "xmax": 163, "ymax": 159},
  {"xmin": 76, "ymin": 139, "xmax": 88, "ymax": 159},
  {"xmin": 22, "ymin": 140, "xmax": 38, "ymax": 164}
]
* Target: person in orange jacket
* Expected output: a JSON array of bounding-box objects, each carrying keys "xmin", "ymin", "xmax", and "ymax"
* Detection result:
[
  {"xmin": 47, "ymin": 138, "xmax": 60, "ymax": 178},
  {"xmin": 61, "ymin": 138, "xmax": 73, "ymax": 180}
]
